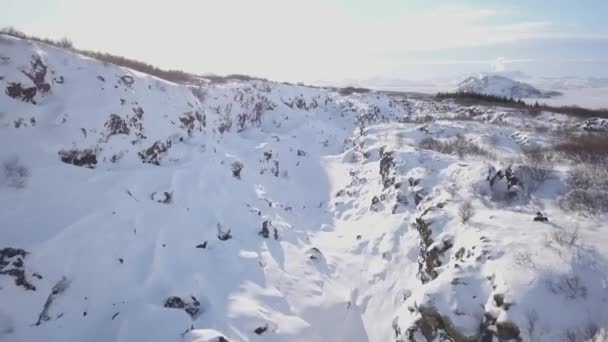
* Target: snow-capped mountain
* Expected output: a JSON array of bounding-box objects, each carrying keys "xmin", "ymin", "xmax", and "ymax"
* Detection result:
[
  {"xmin": 457, "ymin": 75, "xmax": 562, "ymax": 99},
  {"xmin": 1, "ymin": 34, "xmax": 608, "ymax": 342}
]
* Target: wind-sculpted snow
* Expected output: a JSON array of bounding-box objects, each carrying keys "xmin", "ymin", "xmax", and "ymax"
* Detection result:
[{"xmin": 1, "ymin": 34, "xmax": 607, "ymax": 342}]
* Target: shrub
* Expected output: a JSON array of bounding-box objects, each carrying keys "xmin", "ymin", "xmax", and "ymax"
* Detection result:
[
  {"xmin": 419, "ymin": 135, "xmax": 492, "ymax": 159},
  {"xmin": 547, "ymin": 275, "xmax": 587, "ymax": 300},
  {"xmin": 521, "ymin": 147, "xmax": 554, "ymax": 183},
  {"xmin": 2, "ymin": 157, "xmax": 29, "ymax": 188},
  {"xmin": 551, "ymin": 227, "xmax": 579, "ymax": 248},
  {"xmin": 458, "ymin": 200, "xmax": 474, "ymax": 223},
  {"xmin": 560, "ymin": 189, "xmax": 608, "ymax": 215},
  {"xmin": 560, "ymin": 163, "xmax": 608, "ymax": 214},
  {"xmin": 554, "ymin": 133, "xmax": 608, "ymax": 165}
]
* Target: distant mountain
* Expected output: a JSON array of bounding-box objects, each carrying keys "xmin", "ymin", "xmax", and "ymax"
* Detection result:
[
  {"xmin": 457, "ymin": 75, "xmax": 561, "ymax": 98},
  {"xmin": 478, "ymin": 71, "xmax": 531, "ymax": 80}
]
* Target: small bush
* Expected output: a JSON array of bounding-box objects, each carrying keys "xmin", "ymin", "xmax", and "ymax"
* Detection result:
[
  {"xmin": 2, "ymin": 157, "xmax": 29, "ymax": 188},
  {"xmin": 458, "ymin": 200, "xmax": 474, "ymax": 223}
]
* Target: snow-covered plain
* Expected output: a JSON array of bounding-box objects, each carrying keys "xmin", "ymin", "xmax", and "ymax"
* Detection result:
[{"xmin": 1, "ymin": 35, "xmax": 608, "ymax": 342}]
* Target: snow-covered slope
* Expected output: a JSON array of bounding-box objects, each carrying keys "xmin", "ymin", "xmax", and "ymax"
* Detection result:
[
  {"xmin": 1, "ymin": 34, "xmax": 608, "ymax": 342},
  {"xmin": 457, "ymin": 75, "xmax": 562, "ymax": 99}
]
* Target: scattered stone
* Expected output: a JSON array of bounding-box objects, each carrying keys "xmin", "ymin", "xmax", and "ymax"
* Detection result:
[{"xmin": 196, "ymin": 241, "xmax": 208, "ymax": 249}]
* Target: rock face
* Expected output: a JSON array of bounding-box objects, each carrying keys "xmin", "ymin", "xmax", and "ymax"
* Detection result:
[{"xmin": 457, "ymin": 75, "xmax": 561, "ymax": 98}]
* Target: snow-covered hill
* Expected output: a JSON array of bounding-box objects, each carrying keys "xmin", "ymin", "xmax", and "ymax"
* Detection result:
[
  {"xmin": 457, "ymin": 75, "xmax": 562, "ymax": 99},
  {"xmin": 1, "ymin": 34, "xmax": 608, "ymax": 342}
]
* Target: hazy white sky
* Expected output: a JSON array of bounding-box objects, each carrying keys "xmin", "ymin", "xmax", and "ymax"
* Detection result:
[{"xmin": 3, "ymin": 0, "xmax": 608, "ymax": 82}]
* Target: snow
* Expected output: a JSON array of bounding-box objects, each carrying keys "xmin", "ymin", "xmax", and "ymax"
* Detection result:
[{"xmin": 1, "ymin": 34, "xmax": 608, "ymax": 342}]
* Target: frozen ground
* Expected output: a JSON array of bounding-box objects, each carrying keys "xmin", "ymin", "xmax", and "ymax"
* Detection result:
[{"xmin": 1, "ymin": 34, "xmax": 607, "ymax": 342}]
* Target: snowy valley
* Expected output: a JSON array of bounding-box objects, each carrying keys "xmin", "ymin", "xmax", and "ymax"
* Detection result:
[{"xmin": 1, "ymin": 34, "xmax": 608, "ymax": 342}]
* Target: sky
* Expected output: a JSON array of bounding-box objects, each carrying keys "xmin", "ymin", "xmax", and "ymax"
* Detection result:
[{"xmin": 2, "ymin": 0, "xmax": 608, "ymax": 83}]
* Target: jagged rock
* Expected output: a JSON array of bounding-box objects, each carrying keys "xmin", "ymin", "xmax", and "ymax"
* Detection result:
[
  {"xmin": 486, "ymin": 165, "xmax": 528, "ymax": 202},
  {"xmin": 105, "ymin": 114, "xmax": 130, "ymax": 137},
  {"xmin": 417, "ymin": 305, "xmax": 479, "ymax": 342},
  {"xmin": 163, "ymin": 295, "xmax": 201, "ymax": 318},
  {"xmin": 581, "ymin": 117, "xmax": 608, "ymax": 132},
  {"xmin": 231, "ymin": 162, "xmax": 243, "ymax": 179},
  {"xmin": 379, "ymin": 148, "xmax": 396, "ymax": 189},
  {"xmin": 0, "ymin": 248, "xmax": 36, "ymax": 291},
  {"xmin": 254, "ymin": 324, "xmax": 268, "ymax": 335},
  {"xmin": 533, "ymin": 212, "xmax": 548, "ymax": 222},
  {"xmin": 179, "ymin": 111, "xmax": 205, "ymax": 136},
  {"xmin": 138, "ymin": 140, "xmax": 172, "ymax": 165},
  {"xmin": 496, "ymin": 321, "xmax": 521, "ymax": 341},
  {"xmin": 259, "ymin": 220, "xmax": 271, "ymax": 238},
  {"xmin": 5, "ymin": 82, "xmax": 37, "ymax": 104},
  {"xmin": 151, "ymin": 191, "xmax": 172, "ymax": 204},
  {"xmin": 58, "ymin": 149, "xmax": 97, "ymax": 168},
  {"xmin": 493, "ymin": 294, "xmax": 505, "ymax": 307},
  {"xmin": 196, "ymin": 242, "xmax": 208, "ymax": 249}
]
